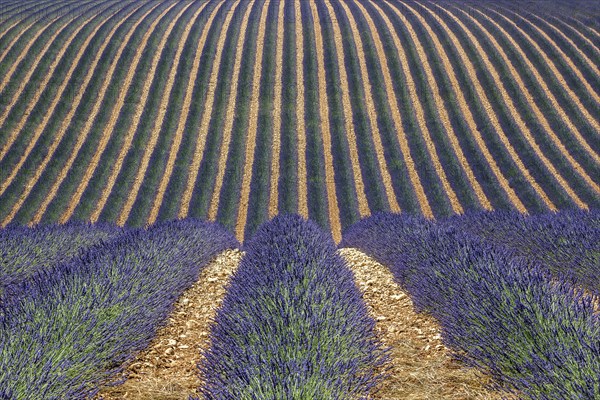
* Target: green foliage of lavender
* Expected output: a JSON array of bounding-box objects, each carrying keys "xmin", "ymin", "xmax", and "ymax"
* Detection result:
[
  {"xmin": 0, "ymin": 219, "xmax": 237, "ymax": 400},
  {"xmin": 0, "ymin": 222, "xmax": 126, "ymax": 289},
  {"xmin": 342, "ymin": 210, "xmax": 600, "ymax": 399},
  {"xmin": 199, "ymin": 215, "xmax": 388, "ymax": 400},
  {"xmin": 442, "ymin": 209, "xmax": 600, "ymax": 295}
]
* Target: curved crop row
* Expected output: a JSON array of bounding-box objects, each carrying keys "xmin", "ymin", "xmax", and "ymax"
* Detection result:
[
  {"xmin": 0, "ymin": 218, "xmax": 237, "ymax": 399},
  {"xmin": 199, "ymin": 215, "xmax": 387, "ymax": 399},
  {"xmin": 342, "ymin": 210, "xmax": 600, "ymax": 399}
]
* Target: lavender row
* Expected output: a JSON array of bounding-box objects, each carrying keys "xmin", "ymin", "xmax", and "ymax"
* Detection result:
[
  {"xmin": 0, "ymin": 218, "xmax": 237, "ymax": 399},
  {"xmin": 199, "ymin": 215, "xmax": 388, "ymax": 399},
  {"xmin": 0, "ymin": 221, "xmax": 125, "ymax": 291},
  {"xmin": 443, "ymin": 209, "xmax": 600, "ymax": 296},
  {"xmin": 341, "ymin": 210, "xmax": 600, "ymax": 399}
]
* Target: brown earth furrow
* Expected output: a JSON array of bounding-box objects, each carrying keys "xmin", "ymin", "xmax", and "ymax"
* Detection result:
[
  {"xmin": 336, "ymin": 0, "xmax": 401, "ymax": 214},
  {"xmin": 295, "ymin": 0, "xmax": 309, "ymax": 219},
  {"xmin": 178, "ymin": 0, "xmax": 243, "ymax": 219},
  {"xmin": 340, "ymin": 248, "xmax": 506, "ymax": 400},
  {"xmin": 89, "ymin": 1, "xmax": 199, "ymax": 225},
  {"xmin": 207, "ymin": 0, "xmax": 256, "ymax": 222},
  {"xmin": 340, "ymin": 0, "xmax": 464, "ymax": 216},
  {"xmin": 433, "ymin": 3, "xmax": 588, "ymax": 209},
  {"xmin": 0, "ymin": 14, "xmax": 68, "ymax": 159},
  {"xmin": 499, "ymin": 7, "xmax": 600, "ymax": 105},
  {"xmin": 533, "ymin": 15, "xmax": 600, "ymax": 78},
  {"xmin": 309, "ymin": 0, "xmax": 342, "ymax": 243},
  {"xmin": 0, "ymin": 5, "xmax": 144, "ymax": 227},
  {"xmin": 485, "ymin": 8, "xmax": 600, "ymax": 139},
  {"xmin": 401, "ymin": 0, "xmax": 555, "ymax": 211},
  {"xmin": 0, "ymin": 19, "xmax": 37, "ymax": 66},
  {"xmin": 362, "ymin": 1, "xmax": 491, "ymax": 212},
  {"xmin": 462, "ymin": 9, "xmax": 600, "ymax": 182},
  {"xmin": 31, "ymin": 3, "xmax": 162, "ymax": 225},
  {"xmin": 235, "ymin": 0, "xmax": 272, "ymax": 241},
  {"xmin": 322, "ymin": 0, "xmax": 371, "ymax": 219},
  {"xmin": 58, "ymin": 3, "xmax": 177, "ymax": 224},
  {"xmin": 97, "ymin": 249, "xmax": 244, "ymax": 400},
  {"xmin": 267, "ymin": 0, "xmax": 285, "ymax": 219},
  {"xmin": 558, "ymin": 19, "xmax": 600, "ymax": 56},
  {"xmin": 147, "ymin": 1, "xmax": 227, "ymax": 226},
  {"xmin": 0, "ymin": 7, "xmax": 123, "ymax": 198},
  {"xmin": 383, "ymin": 0, "xmax": 526, "ymax": 213},
  {"xmin": 468, "ymin": 7, "xmax": 600, "ymax": 164}
]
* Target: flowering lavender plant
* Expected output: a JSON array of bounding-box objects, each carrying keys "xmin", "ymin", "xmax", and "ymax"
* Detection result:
[
  {"xmin": 342, "ymin": 210, "xmax": 600, "ymax": 399},
  {"xmin": 0, "ymin": 218, "xmax": 237, "ymax": 399},
  {"xmin": 199, "ymin": 215, "xmax": 388, "ymax": 399}
]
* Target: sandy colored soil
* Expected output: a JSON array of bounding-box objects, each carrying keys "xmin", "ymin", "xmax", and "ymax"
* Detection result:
[
  {"xmin": 235, "ymin": 0, "xmax": 272, "ymax": 241},
  {"xmin": 294, "ymin": 0, "xmax": 309, "ymax": 219},
  {"xmin": 310, "ymin": 0, "xmax": 342, "ymax": 243},
  {"xmin": 178, "ymin": 0, "xmax": 242, "ymax": 219},
  {"xmin": 1, "ymin": 4, "xmax": 141, "ymax": 225},
  {"xmin": 149, "ymin": 1, "xmax": 226, "ymax": 226},
  {"xmin": 322, "ymin": 0, "xmax": 371, "ymax": 219},
  {"xmin": 30, "ymin": 3, "xmax": 161, "ymax": 226},
  {"xmin": 401, "ymin": 0, "xmax": 554, "ymax": 211},
  {"xmin": 110, "ymin": 2, "xmax": 203, "ymax": 226},
  {"xmin": 207, "ymin": 0, "xmax": 256, "ymax": 222},
  {"xmin": 97, "ymin": 249, "xmax": 243, "ymax": 400},
  {"xmin": 434, "ymin": 3, "xmax": 589, "ymax": 209},
  {"xmin": 354, "ymin": 0, "xmax": 490, "ymax": 212},
  {"xmin": 340, "ymin": 248, "xmax": 507, "ymax": 400},
  {"xmin": 452, "ymin": 6, "xmax": 600, "ymax": 195},
  {"xmin": 383, "ymin": 0, "xmax": 524, "ymax": 213},
  {"xmin": 268, "ymin": 0, "xmax": 286, "ymax": 220},
  {"xmin": 335, "ymin": 0, "xmax": 401, "ymax": 214},
  {"xmin": 59, "ymin": 3, "xmax": 177, "ymax": 224}
]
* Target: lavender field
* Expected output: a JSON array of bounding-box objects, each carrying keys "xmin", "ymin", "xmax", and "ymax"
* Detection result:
[{"xmin": 0, "ymin": 0, "xmax": 599, "ymax": 398}]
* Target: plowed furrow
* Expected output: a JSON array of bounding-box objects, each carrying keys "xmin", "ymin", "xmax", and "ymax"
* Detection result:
[
  {"xmin": 148, "ymin": 1, "xmax": 227, "ymax": 226},
  {"xmin": 295, "ymin": 0, "xmax": 309, "ymax": 219},
  {"xmin": 309, "ymin": 0, "xmax": 342, "ymax": 242},
  {"xmin": 179, "ymin": 0, "xmax": 243, "ymax": 219}
]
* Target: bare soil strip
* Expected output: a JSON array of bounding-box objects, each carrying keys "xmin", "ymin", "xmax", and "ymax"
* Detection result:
[
  {"xmin": 94, "ymin": 2, "xmax": 201, "ymax": 225},
  {"xmin": 355, "ymin": 1, "xmax": 434, "ymax": 218},
  {"xmin": 341, "ymin": 0, "xmax": 465, "ymax": 216},
  {"xmin": 0, "ymin": 6, "xmax": 123, "ymax": 197},
  {"xmin": 58, "ymin": 3, "xmax": 178, "ymax": 224},
  {"xmin": 178, "ymin": 0, "xmax": 243, "ymax": 219},
  {"xmin": 268, "ymin": 0, "xmax": 286, "ymax": 220},
  {"xmin": 340, "ymin": 248, "xmax": 506, "ymax": 400},
  {"xmin": 559, "ymin": 19, "xmax": 600, "ymax": 55},
  {"xmin": 335, "ymin": 0, "xmax": 402, "ymax": 214},
  {"xmin": 31, "ymin": 3, "xmax": 162, "ymax": 225},
  {"xmin": 207, "ymin": 0, "xmax": 257, "ymax": 222},
  {"xmin": 148, "ymin": 1, "xmax": 227, "ymax": 226},
  {"xmin": 401, "ymin": 1, "xmax": 555, "ymax": 211},
  {"xmin": 534, "ymin": 15, "xmax": 600, "ymax": 78},
  {"xmin": 362, "ymin": 1, "xmax": 491, "ymax": 212},
  {"xmin": 97, "ymin": 249, "xmax": 244, "ymax": 400},
  {"xmin": 467, "ymin": 7, "xmax": 600, "ymax": 163},
  {"xmin": 309, "ymin": 0, "xmax": 342, "ymax": 243},
  {"xmin": 383, "ymin": 0, "xmax": 525, "ymax": 213},
  {"xmin": 500, "ymin": 7, "xmax": 600, "ymax": 105},
  {"xmin": 485, "ymin": 8, "xmax": 600, "ymax": 137},
  {"xmin": 0, "ymin": 4, "xmax": 144, "ymax": 227},
  {"xmin": 321, "ymin": 0, "xmax": 371, "ymax": 219},
  {"xmin": 0, "ymin": 19, "xmax": 37, "ymax": 66},
  {"xmin": 0, "ymin": 14, "xmax": 69, "ymax": 158},
  {"xmin": 294, "ymin": 0, "xmax": 309, "ymax": 219},
  {"xmin": 434, "ymin": 3, "xmax": 589, "ymax": 209},
  {"xmin": 235, "ymin": 0, "xmax": 272, "ymax": 241}
]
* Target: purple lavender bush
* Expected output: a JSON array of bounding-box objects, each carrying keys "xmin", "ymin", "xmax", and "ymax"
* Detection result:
[
  {"xmin": 342, "ymin": 211, "xmax": 600, "ymax": 399},
  {"xmin": 442, "ymin": 209, "xmax": 600, "ymax": 296},
  {"xmin": 0, "ymin": 222, "xmax": 126, "ymax": 291},
  {"xmin": 0, "ymin": 218, "xmax": 237, "ymax": 399},
  {"xmin": 198, "ymin": 215, "xmax": 388, "ymax": 400}
]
